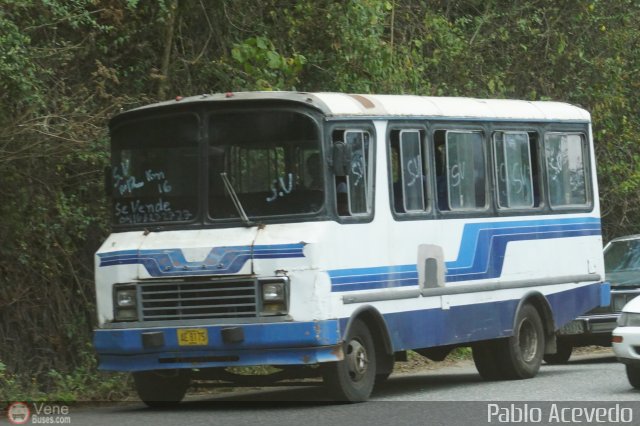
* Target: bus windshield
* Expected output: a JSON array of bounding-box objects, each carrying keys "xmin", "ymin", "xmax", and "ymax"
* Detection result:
[
  {"xmin": 208, "ymin": 110, "xmax": 323, "ymax": 220},
  {"xmin": 109, "ymin": 109, "xmax": 323, "ymax": 226},
  {"xmin": 110, "ymin": 114, "xmax": 199, "ymax": 225}
]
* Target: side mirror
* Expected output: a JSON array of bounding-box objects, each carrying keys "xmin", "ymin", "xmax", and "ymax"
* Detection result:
[{"xmin": 332, "ymin": 141, "xmax": 352, "ymax": 177}]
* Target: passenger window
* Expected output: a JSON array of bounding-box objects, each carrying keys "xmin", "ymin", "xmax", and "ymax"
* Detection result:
[
  {"xmin": 435, "ymin": 130, "xmax": 486, "ymax": 211},
  {"xmin": 493, "ymin": 131, "xmax": 535, "ymax": 209},
  {"xmin": 334, "ymin": 129, "xmax": 373, "ymax": 216},
  {"xmin": 544, "ymin": 133, "xmax": 588, "ymax": 207},
  {"xmin": 390, "ymin": 130, "xmax": 427, "ymax": 213}
]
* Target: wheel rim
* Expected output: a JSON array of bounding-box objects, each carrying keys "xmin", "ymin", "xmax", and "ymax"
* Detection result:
[
  {"xmin": 346, "ymin": 338, "xmax": 369, "ymax": 381},
  {"xmin": 518, "ymin": 319, "xmax": 538, "ymax": 363}
]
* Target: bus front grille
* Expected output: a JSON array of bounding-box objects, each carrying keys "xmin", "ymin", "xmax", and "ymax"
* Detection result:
[{"xmin": 138, "ymin": 279, "xmax": 258, "ymax": 321}]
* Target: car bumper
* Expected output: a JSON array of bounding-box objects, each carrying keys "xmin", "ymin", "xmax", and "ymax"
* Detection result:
[
  {"xmin": 564, "ymin": 313, "xmax": 620, "ymax": 334},
  {"xmin": 560, "ymin": 313, "xmax": 619, "ymax": 335},
  {"xmin": 612, "ymin": 326, "xmax": 640, "ymax": 365},
  {"xmin": 556, "ymin": 313, "xmax": 619, "ymax": 346},
  {"xmin": 94, "ymin": 319, "xmax": 343, "ymax": 372}
]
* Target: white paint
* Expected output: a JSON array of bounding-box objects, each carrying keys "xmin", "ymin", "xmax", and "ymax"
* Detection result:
[{"xmin": 95, "ymin": 94, "xmax": 602, "ymax": 339}]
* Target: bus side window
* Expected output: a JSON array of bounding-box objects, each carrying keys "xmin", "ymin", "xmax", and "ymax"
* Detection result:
[
  {"xmin": 390, "ymin": 129, "xmax": 427, "ymax": 214},
  {"xmin": 435, "ymin": 129, "xmax": 486, "ymax": 211},
  {"xmin": 334, "ymin": 129, "xmax": 372, "ymax": 217},
  {"xmin": 493, "ymin": 131, "xmax": 538, "ymax": 209},
  {"xmin": 544, "ymin": 133, "xmax": 589, "ymax": 208}
]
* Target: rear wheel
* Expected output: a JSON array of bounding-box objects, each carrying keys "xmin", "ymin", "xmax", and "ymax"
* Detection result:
[
  {"xmin": 322, "ymin": 319, "xmax": 376, "ymax": 402},
  {"xmin": 626, "ymin": 364, "xmax": 640, "ymax": 389},
  {"xmin": 543, "ymin": 340, "xmax": 573, "ymax": 365},
  {"xmin": 133, "ymin": 370, "xmax": 191, "ymax": 408},
  {"xmin": 473, "ymin": 304, "xmax": 545, "ymax": 381},
  {"xmin": 472, "ymin": 341, "xmax": 505, "ymax": 380},
  {"xmin": 501, "ymin": 304, "xmax": 545, "ymax": 379}
]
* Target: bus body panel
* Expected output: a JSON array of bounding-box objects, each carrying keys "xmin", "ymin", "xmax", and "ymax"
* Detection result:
[{"xmin": 94, "ymin": 92, "xmax": 606, "ymax": 377}]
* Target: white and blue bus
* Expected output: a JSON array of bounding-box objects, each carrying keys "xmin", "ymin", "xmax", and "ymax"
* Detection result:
[{"xmin": 94, "ymin": 92, "xmax": 609, "ymax": 403}]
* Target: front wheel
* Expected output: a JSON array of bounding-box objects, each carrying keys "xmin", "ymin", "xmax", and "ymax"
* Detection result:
[
  {"xmin": 133, "ymin": 370, "xmax": 191, "ymax": 408},
  {"xmin": 626, "ymin": 364, "xmax": 640, "ymax": 389},
  {"xmin": 501, "ymin": 304, "xmax": 545, "ymax": 379},
  {"xmin": 322, "ymin": 319, "xmax": 376, "ymax": 402}
]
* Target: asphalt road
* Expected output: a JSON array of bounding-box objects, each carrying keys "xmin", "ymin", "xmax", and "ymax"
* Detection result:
[{"xmin": 38, "ymin": 352, "xmax": 640, "ymax": 426}]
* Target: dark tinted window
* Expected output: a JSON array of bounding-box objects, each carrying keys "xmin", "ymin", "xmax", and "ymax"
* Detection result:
[
  {"xmin": 111, "ymin": 115, "xmax": 199, "ymax": 225},
  {"xmin": 208, "ymin": 111, "xmax": 322, "ymax": 219}
]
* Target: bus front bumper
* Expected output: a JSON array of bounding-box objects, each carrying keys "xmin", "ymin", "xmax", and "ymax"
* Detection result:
[{"xmin": 93, "ymin": 319, "xmax": 343, "ymax": 372}]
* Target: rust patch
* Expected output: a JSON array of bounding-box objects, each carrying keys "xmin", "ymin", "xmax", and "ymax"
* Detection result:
[
  {"xmin": 349, "ymin": 94, "xmax": 375, "ymax": 109},
  {"xmin": 331, "ymin": 344, "xmax": 344, "ymax": 361}
]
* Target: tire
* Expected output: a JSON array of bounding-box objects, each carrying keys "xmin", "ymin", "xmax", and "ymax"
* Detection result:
[
  {"xmin": 322, "ymin": 319, "xmax": 376, "ymax": 402},
  {"xmin": 375, "ymin": 371, "xmax": 392, "ymax": 385},
  {"xmin": 374, "ymin": 352, "xmax": 395, "ymax": 386},
  {"xmin": 472, "ymin": 341, "xmax": 506, "ymax": 380},
  {"xmin": 133, "ymin": 370, "xmax": 191, "ymax": 408},
  {"xmin": 626, "ymin": 364, "xmax": 640, "ymax": 389},
  {"xmin": 543, "ymin": 340, "xmax": 573, "ymax": 365},
  {"xmin": 501, "ymin": 304, "xmax": 545, "ymax": 379}
]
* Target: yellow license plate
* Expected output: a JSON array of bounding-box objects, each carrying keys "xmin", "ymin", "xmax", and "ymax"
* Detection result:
[{"xmin": 177, "ymin": 328, "xmax": 208, "ymax": 346}]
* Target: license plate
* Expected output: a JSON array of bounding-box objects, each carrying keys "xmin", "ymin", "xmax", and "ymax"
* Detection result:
[
  {"xmin": 558, "ymin": 320, "xmax": 584, "ymax": 335},
  {"xmin": 177, "ymin": 328, "xmax": 208, "ymax": 346}
]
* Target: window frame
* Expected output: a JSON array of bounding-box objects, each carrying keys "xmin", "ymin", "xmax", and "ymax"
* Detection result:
[
  {"xmin": 441, "ymin": 129, "xmax": 489, "ymax": 213},
  {"xmin": 492, "ymin": 130, "xmax": 536, "ymax": 210},
  {"xmin": 398, "ymin": 129, "xmax": 427, "ymax": 212},
  {"xmin": 543, "ymin": 131, "xmax": 592, "ymax": 211},
  {"xmin": 343, "ymin": 129, "xmax": 371, "ymax": 216},
  {"xmin": 328, "ymin": 121, "xmax": 377, "ymax": 224},
  {"xmin": 109, "ymin": 111, "xmax": 203, "ymax": 228},
  {"xmin": 204, "ymin": 106, "xmax": 328, "ymax": 226},
  {"xmin": 386, "ymin": 124, "xmax": 432, "ymax": 218}
]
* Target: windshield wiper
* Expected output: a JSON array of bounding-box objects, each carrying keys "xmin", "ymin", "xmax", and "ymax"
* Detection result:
[{"xmin": 220, "ymin": 172, "xmax": 254, "ymax": 227}]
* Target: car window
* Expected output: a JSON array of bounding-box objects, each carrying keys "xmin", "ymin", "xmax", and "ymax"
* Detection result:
[{"xmin": 605, "ymin": 240, "xmax": 640, "ymax": 272}]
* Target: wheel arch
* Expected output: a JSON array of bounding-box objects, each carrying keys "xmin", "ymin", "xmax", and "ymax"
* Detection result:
[
  {"xmin": 343, "ymin": 305, "xmax": 394, "ymax": 357},
  {"xmin": 515, "ymin": 291, "xmax": 557, "ymax": 354}
]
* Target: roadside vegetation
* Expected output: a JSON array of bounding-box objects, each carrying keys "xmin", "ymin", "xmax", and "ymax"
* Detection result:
[{"xmin": 2, "ymin": 0, "xmax": 639, "ymax": 401}]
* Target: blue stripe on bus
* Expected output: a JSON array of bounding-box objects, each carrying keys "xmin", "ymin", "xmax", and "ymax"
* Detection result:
[
  {"xmin": 329, "ymin": 264, "xmax": 419, "ymax": 292},
  {"xmin": 330, "ymin": 217, "xmax": 601, "ymax": 292},
  {"xmin": 366, "ymin": 280, "xmax": 601, "ymax": 351},
  {"xmin": 94, "ymin": 282, "xmax": 603, "ymax": 372},
  {"xmin": 98, "ymin": 243, "xmax": 305, "ymax": 277},
  {"xmin": 98, "ymin": 218, "xmax": 600, "ymax": 283},
  {"xmin": 448, "ymin": 217, "xmax": 601, "ymax": 270}
]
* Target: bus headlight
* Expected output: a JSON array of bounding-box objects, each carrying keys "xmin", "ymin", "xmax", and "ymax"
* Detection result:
[
  {"xmin": 114, "ymin": 285, "xmax": 138, "ymax": 321},
  {"xmin": 260, "ymin": 280, "xmax": 287, "ymax": 315},
  {"xmin": 262, "ymin": 282, "xmax": 285, "ymax": 301}
]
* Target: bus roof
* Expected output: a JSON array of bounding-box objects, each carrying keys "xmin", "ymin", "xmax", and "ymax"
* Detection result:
[{"xmin": 120, "ymin": 91, "xmax": 591, "ymax": 122}]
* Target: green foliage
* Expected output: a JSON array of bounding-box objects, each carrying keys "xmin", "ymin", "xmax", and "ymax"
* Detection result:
[
  {"xmin": 0, "ymin": 349, "xmax": 131, "ymax": 402},
  {"xmin": 228, "ymin": 36, "xmax": 306, "ymax": 90},
  {"xmin": 0, "ymin": 9, "xmax": 42, "ymax": 118}
]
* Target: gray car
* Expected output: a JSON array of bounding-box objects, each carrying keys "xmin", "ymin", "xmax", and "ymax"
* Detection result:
[{"xmin": 545, "ymin": 234, "xmax": 640, "ymax": 364}]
